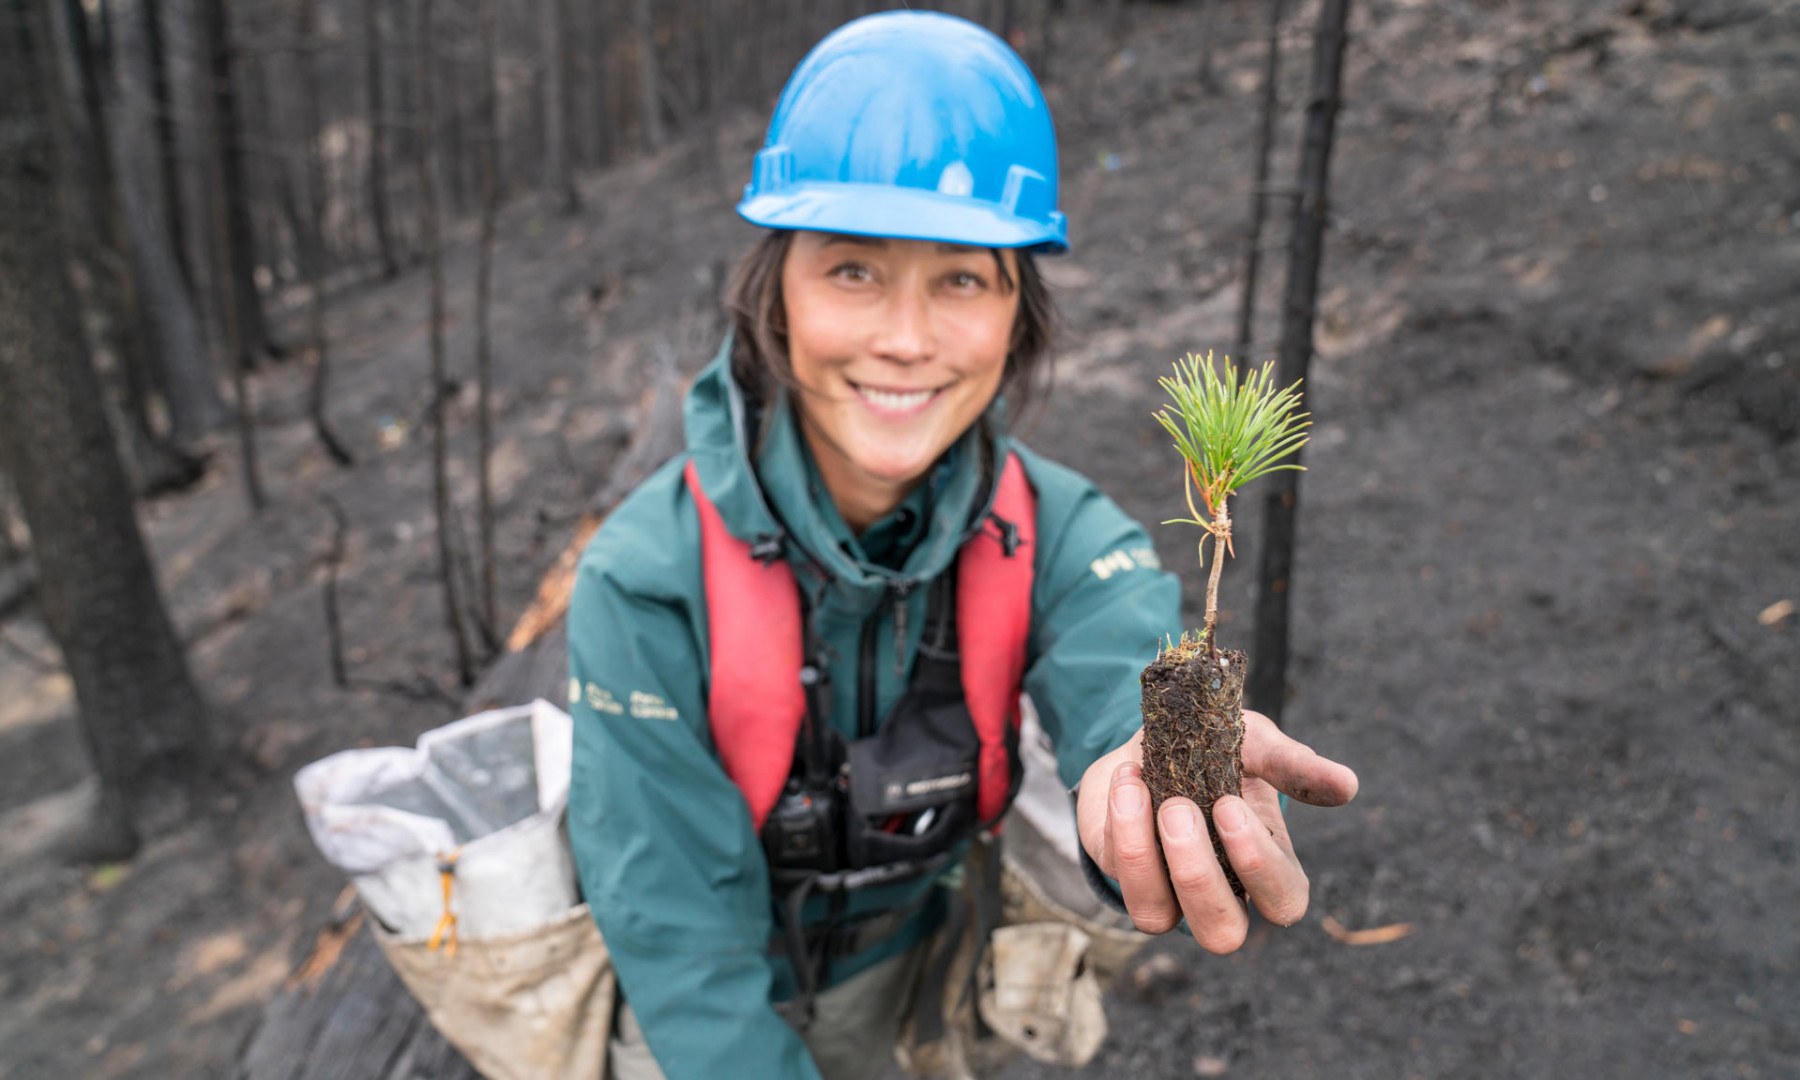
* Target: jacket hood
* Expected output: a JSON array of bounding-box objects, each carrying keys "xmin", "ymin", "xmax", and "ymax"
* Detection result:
[{"xmin": 682, "ymin": 337, "xmax": 1002, "ymax": 597}]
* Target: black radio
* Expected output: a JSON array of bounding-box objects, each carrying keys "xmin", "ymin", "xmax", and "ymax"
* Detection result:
[
  {"xmin": 762, "ymin": 778, "xmax": 842, "ymax": 871},
  {"xmin": 759, "ymin": 575, "xmax": 1003, "ymax": 877}
]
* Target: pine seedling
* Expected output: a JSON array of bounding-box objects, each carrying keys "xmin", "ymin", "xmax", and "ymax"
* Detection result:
[
  {"xmin": 1153, "ymin": 351, "xmax": 1310, "ymax": 659},
  {"xmin": 1139, "ymin": 352, "xmax": 1310, "ymax": 898}
]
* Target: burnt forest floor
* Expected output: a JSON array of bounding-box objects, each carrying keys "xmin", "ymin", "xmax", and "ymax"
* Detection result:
[{"xmin": 2, "ymin": 1, "xmax": 1797, "ymax": 1077}]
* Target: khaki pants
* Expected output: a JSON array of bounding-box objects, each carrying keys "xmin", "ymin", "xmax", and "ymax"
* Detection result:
[{"xmin": 608, "ymin": 946, "xmax": 928, "ymax": 1080}]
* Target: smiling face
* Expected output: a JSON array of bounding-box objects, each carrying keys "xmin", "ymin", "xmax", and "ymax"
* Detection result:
[{"xmin": 780, "ymin": 231, "xmax": 1021, "ymax": 532}]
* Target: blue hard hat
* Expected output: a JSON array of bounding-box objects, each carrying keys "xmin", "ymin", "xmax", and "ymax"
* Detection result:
[{"xmin": 737, "ymin": 11, "xmax": 1067, "ymax": 253}]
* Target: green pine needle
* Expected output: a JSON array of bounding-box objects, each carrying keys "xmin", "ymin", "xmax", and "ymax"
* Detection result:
[{"xmin": 1154, "ymin": 351, "xmax": 1310, "ymax": 526}]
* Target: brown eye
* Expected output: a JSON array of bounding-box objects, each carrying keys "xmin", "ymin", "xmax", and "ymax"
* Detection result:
[
  {"xmin": 947, "ymin": 271, "xmax": 987, "ymax": 290},
  {"xmin": 831, "ymin": 262, "xmax": 872, "ymax": 282}
]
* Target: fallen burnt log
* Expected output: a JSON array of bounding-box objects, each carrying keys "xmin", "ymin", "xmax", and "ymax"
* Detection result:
[
  {"xmin": 233, "ymin": 910, "xmax": 483, "ymax": 1080},
  {"xmin": 235, "ymin": 371, "xmax": 683, "ymax": 1080}
]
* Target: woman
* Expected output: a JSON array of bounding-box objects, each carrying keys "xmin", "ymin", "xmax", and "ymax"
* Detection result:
[{"xmin": 566, "ymin": 12, "xmax": 1358, "ymax": 1080}]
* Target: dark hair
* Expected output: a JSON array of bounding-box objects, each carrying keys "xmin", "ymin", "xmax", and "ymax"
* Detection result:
[{"xmin": 726, "ymin": 231, "xmax": 1058, "ymax": 428}]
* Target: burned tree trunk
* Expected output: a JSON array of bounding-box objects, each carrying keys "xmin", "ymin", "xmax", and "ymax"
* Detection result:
[
  {"xmin": 322, "ymin": 495, "xmax": 350, "ymax": 689},
  {"xmin": 119, "ymin": 108, "xmax": 226, "ymax": 451},
  {"xmin": 477, "ymin": 0, "xmax": 501, "ymax": 643},
  {"xmin": 109, "ymin": 0, "xmax": 224, "ymax": 450},
  {"xmin": 55, "ymin": 0, "xmax": 201, "ymax": 494},
  {"xmin": 140, "ymin": 0, "xmax": 196, "ymax": 295},
  {"xmin": 541, "ymin": 0, "xmax": 579, "ymax": 211},
  {"xmin": 364, "ymin": 0, "xmax": 400, "ymax": 278},
  {"xmin": 441, "ymin": 47, "xmax": 468, "ymax": 214},
  {"xmin": 198, "ymin": 0, "xmax": 264, "ymax": 510},
  {"xmin": 1248, "ymin": 0, "xmax": 1352, "ymax": 724},
  {"xmin": 1, "ymin": 0, "xmax": 212, "ymax": 861},
  {"xmin": 1031, "ymin": 0, "xmax": 1058, "ymax": 84},
  {"xmin": 634, "ymin": 0, "xmax": 664, "ymax": 149},
  {"xmin": 268, "ymin": 62, "xmax": 309, "ymax": 292},
  {"xmin": 1234, "ymin": 0, "xmax": 1284, "ymax": 356},
  {"xmin": 587, "ymin": 1, "xmax": 615, "ymax": 167},
  {"xmin": 298, "ymin": 0, "xmax": 353, "ymax": 467},
  {"xmin": 1195, "ymin": 0, "xmax": 1220, "ymax": 92},
  {"xmin": 197, "ymin": 0, "xmax": 275, "ymax": 367},
  {"xmin": 414, "ymin": 0, "xmax": 476, "ymax": 685}
]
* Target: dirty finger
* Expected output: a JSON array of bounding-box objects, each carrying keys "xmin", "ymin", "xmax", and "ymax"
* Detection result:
[
  {"xmin": 1158, "ymin": 797, "xmax": 1248, "ymax": 954},
  {"xmin": 1108, "ymin": 761, "xmax": 1181, "ymax": 934},
  {"xmin": 1213, "ymin": 794, "xmax": 1309, "ymax": 927},
  {"xmin": 1240, "ymin": 710, "xmax": 1359, "ymax": 806}
]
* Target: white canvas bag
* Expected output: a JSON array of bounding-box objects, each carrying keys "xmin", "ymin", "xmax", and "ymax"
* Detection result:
[
  {"xmin": 293, "ymin": 698, "xmax": 579, "ymax": 941},
  {"xmin": 294, "ymin": 699, "xmax": 615, "ymax": 1080}
]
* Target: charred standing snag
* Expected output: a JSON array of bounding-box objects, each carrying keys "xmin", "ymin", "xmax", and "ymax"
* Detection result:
[{"xmin": 1142, "ymin": 353, "xmax": 1309, "ymax": 898}]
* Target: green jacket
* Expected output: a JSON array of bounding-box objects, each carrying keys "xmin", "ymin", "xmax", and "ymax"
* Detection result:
[{"xmin": 566, "ymin": 346, "xmax": 1180, "ymax": 1080}]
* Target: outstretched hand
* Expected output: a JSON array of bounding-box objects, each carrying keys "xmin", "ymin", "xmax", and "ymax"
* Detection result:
[{"xmin": 1075, "ymin": 711, "xmax": 1358, "ymax": 953}]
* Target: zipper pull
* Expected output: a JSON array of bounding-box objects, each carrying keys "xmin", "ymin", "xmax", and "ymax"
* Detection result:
[
  {"xmin": 749, "ymin": 533, "xmax": 785, "ymax": 565},
  {"xmin": 990, "ymin": 513, "xmax": 1021, "ymax": 557}
]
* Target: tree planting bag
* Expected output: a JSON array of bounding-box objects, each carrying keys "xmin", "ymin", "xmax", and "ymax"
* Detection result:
[
  {"xmin": 295, "ymin": 698, "xmax": 579, "ymax": 937},
  {"xmin": 294, "ymin": 699, "xmax": 615, "ymax": 1080}
]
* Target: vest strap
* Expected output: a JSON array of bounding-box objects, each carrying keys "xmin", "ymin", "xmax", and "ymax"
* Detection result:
[
  {"xmin": 691, "ymin": 452, "xmax": 1036, "ymax": 835},
  {"xmin": 686, "ymin": 459, "xmax": 807, "ymax": 832},
  {"xmin": 957, "ymin": 452, "xmax": 1036, "ymax": 822}
]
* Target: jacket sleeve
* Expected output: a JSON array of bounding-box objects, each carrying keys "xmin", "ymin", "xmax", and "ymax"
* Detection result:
[
  {"xmin": 565, "ymin": 468, "xmax": 823, "ymax": 1080},
  {"xmin": 1015, "ymin": 448, "xmax": 1184, "ymax": 789}
]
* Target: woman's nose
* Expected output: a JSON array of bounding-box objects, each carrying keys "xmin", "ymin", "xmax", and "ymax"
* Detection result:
[{"xmin": 869, "ymin": 283, "xmax": 934, "ymax": 366}]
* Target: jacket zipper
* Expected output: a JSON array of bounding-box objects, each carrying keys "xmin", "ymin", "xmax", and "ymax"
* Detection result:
[
  {"xmin": 891, "ymin": 581, "xmax": 913, "ymax": 679},
  {"xmin": 857, "ymin": 580, "xmax": 913, "ymax": 738}
]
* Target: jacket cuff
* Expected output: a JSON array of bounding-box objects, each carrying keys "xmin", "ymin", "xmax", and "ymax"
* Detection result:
[{"xmin": 1069, "ymin": 785, "xmax": 1130, "ymax": 916}]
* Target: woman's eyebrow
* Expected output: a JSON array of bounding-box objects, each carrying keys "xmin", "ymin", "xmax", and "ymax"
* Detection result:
[{"xmin": 821, "ymin": 234, "xmax": 886, "ymax": 249}]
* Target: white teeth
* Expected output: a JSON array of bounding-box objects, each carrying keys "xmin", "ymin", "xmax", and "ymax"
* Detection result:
[{"xmin": 859, "ymin": 386, "xmax": 934, "ymax": 410}]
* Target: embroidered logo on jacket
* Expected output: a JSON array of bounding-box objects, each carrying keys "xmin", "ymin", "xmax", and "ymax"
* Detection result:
[
  {"xmin": 629, "ymin": 691, "xmax": 679, "ymax": 721},
  {"xmin": 1089, "ymin": 546, "xmax": 1162, "ymax": 581}
]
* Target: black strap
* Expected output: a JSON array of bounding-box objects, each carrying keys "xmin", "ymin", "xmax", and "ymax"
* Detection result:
[
  {"xmin": 911, "ymin": 878, "xmax": 966, "ymax": 1045},
  {"xmin": 773, "ymin": 887, "xmax": 933, "ymax": 961},
  {"xmin": 1075, "ymin": 804, "xmax": 1131, "ymax": 915},
  {"xmin": 773, "ymin": 864, "xmax": 944, "ymax": 1033},
  {"xmin": 779, "ymin": 872, "xmax": 821, "ymax": 1030},
  {"xmin": 773, "ymin": 850, "xmax": 950, "ymax": 895},
  {"xmin": 796, "ymin": 593, "xmax": 832, "ymax": 789},
  {"xmin": 920, "ymin": 569, "xmax": 957, "ymax": 657}
]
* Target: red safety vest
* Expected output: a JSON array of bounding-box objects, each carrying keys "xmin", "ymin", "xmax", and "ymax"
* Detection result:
[{"xmin": 684, "ymin": 453, "xmax": 1036, "ymax": 832}]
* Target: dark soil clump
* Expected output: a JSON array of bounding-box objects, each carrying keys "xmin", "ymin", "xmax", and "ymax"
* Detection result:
[{"xmin": 1139, "ymin": 641, "xmax": 1247, "ymax": 898}]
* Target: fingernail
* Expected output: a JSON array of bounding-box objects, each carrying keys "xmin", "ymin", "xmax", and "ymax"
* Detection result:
[
  {"xmin": 1213, "ymin": 797, "xmax": 1246, "ymax": 834},
  {"xmin": 1162, "ymin": 803, "xmax": 1197, "ymax": 839},
  {"xmin": 1113, "ymin": 783, "xmax": 1145, "ymax": 816}
]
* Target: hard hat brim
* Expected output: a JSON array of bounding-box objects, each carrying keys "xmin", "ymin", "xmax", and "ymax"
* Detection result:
[{"xmin": 738, "ymin": 182, "xmax": 1069, "ymax": 254}]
